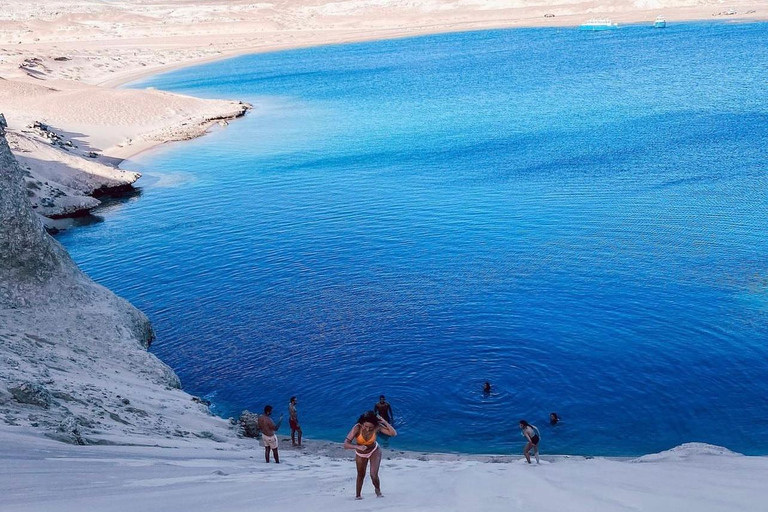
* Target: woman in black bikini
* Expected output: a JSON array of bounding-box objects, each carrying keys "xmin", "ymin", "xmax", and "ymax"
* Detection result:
[{"xmin": 343, "ymin": 411, "xmax": 397, "ymax": 500}]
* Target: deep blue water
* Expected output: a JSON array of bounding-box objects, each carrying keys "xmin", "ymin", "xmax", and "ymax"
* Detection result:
[{"xmin": 57, "ymin": 23, "xmax": 768, "ymax": 456}]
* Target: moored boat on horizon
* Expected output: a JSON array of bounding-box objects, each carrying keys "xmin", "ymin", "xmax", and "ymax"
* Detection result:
[
  {"xmin": 654, "ymin": 16, "xmax": 667, "ymax": 28},
  {"xmin": 579, "ymin": 18, "xmax": 618, "ymax": 31}
]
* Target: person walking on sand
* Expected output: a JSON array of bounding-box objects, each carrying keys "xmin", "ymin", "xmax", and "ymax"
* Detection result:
[
  {"xmin": 344, "ymin": 411, "xmax": 397, "ymax": 500},
  {"xmin": 258, "ymin": 405, "xmax": 283, "ymax": 463},
  {"xmin": 289, "ymin": 396, "xmax": 302, "ymax": 447},
  {"xmin": 519, "ymin": 419, "xmax": 540, "ymax": 464},
  {"xmin": 373, "ymin": 395, "xmax": 393, "ymax": 424}
]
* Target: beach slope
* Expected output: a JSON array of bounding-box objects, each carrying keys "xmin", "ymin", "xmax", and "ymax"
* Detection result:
[{"xmin": 1, "ymin": 426, "xmax": 766, "ymax": 512}]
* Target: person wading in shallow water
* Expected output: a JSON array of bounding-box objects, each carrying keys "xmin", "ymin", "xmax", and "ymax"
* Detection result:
[
  {"xmin": 289, "ymin": 396, "xmax": 302, "ymax": 447},
  {"xmin": 520, "ymin": 419, "xmax": 541, "ymax": 464},
  {"xmin": 344, "ymin": 411, "xmax": 397, "ymax": 500},
  {"xmin": 373, "ymin": 395, "xmax": 393, "ymax": 424},
  {"xmin": 258, "ymin": 405, "xmax": 283, "ymax": 463}
]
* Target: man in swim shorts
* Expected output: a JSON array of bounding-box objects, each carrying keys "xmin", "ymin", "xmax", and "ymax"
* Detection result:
[
  {"xmin": 289, "ymin": 396, "xmax": 302, "ymax": 447},
  {"xmin": 373, "ymin": 395, "xmax": 393, "ymax": 424},
  {"xmin": 258, "ymin": 405, "xmax": 283, "ymax": 463}
]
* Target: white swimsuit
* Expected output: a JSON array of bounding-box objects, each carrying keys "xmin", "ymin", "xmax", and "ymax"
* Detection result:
[{"xmin": 356, "ymin": 442, "xmax": 379, "ymax": 459}]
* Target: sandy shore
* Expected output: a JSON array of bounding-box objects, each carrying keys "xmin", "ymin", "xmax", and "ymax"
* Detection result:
[
  {"xmin": 3, "ymin": 425, "xmax": 767, "ymax": 512},
  {"xmin": 0, "ymin": 0, "xmax": 765, "ymax": 224}
]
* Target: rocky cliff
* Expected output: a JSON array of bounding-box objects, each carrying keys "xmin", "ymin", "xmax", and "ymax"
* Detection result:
[{"xmin": 0, "ymin": 126, "xmax": 231, "ymax": 444}]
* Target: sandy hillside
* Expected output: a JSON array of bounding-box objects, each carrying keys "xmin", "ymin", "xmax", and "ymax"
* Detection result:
[{"xmin": 2, "ymin": 426, "xmax": 767, "ymax": 512}]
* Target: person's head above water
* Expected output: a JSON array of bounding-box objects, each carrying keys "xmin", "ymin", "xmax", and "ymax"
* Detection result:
[
  {"xmin": 379, "ymin": 395, "xmax": 386, "ymax": 403},
  {"xmin": 264, "ymin": 405, "xmax": 273, "ymax": 415},
  {"xmin": 550, "ymin": 412, "xmax": 559, "ymax": 425},
  {"xmin": 483, "ymin": 381, "xmax": 491, "ymax": 392}
]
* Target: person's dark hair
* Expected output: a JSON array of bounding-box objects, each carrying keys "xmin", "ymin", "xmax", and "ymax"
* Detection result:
[
  {"xmin": 290, "ymin": 396, "xmax": 297, "ymax": 403},
  {"xmin": 264, "ymin": 405, "xmax": 273, "ymax": 414},
  {"xmin": 358, "ymin": 411, "xmax": 380, "ymax": 426},
  {"xmin": 519, "ymin": 419, "xmax": 530, "ymax": 428},
  {"xmin": 379, "ymin": 395, "xmax": 386, "ymax": 400}
]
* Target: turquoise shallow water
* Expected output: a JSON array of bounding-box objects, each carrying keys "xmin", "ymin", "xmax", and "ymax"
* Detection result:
[{"xmin": 57, "ymin": 22, "xmax": 768, "ymax": 456}]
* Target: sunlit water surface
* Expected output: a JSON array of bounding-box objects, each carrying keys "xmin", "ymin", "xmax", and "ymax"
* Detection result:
[{"xmin": 57, "ymin": 23, "xmax": 768, "ymax": 455}]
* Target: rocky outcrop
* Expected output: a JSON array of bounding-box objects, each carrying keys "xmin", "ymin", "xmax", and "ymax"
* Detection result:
[
  {"xmin": 0, "ymin": 129, "xmax": 230, "ymax": 444},
  {"xmin": 238, "ymin": 410, "xmax": 262, "ymax": 438},
  {"xmin": 6, "ymin": 128, "xmax": 140, "ymax": 220},
  {"xmin": 0, "ymin": 129, "xmax": 83, "ymax": 301},
  {"xmin": 9, "ymin": 382, "xmax": 53, "ymax": 409}
]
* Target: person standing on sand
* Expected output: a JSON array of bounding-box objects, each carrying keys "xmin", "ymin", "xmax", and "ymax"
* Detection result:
[
  {"xmin": 289, "ymin": 396, "xmax": 302, "ymax": 447},
  {"xmin": 520, "ymin": 419, "xmax": 540, "ymax": 464},
  {"xmin": 258, "ymin": 405, "xmax": 283, "ymax": 463},
  {"xmin": 373, "ymin": 395, "xmax": 393, "ymax": 424},
  {"xmin": 344, "ymin": 411, "xmax": 397, "ymax": 500}
]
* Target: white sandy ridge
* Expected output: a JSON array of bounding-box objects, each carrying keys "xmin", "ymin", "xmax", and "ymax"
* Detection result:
[{"xmin": 2, "ymin": 426, "xmax": 767, "ymax": 512}]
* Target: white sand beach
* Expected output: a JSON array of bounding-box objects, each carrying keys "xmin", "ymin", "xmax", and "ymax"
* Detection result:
[
  {"xmin": 2, "ymin": 1, "xmax": 768, "ymax": 511},
  {"xmin": 3, "ymin": 425, "xmax": 768, "ymax": 512},
  {"xmin": 1, "ymin": 0, "xmax": 765, "ymax": 219}
]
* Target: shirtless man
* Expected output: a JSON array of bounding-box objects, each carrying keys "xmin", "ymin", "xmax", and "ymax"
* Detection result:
[
  {"xmin": 289, "ymin": 396, "xmax": 302, "ymax": 447},
  {"xmin": 257, "ymin": 405, "xmax": 283, "ymax": 463},
  {"xmin": 373, "ymin": 395, "xmax": 393, "ymax": 424}
]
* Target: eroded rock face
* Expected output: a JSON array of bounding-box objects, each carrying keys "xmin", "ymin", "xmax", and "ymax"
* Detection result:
[
  {"xmin": 0, "ymin": 129, "xmax": 230, "ymax": 444},
  {"xmin": 0, "ymin": 129, "xmax": 153, "ymax": 344},
  {"xmin": 9, "ymin": 382, "xmax": 53, "ymax": 409},
  {"xmin": 0, "ymin": 130, "xmax": 80, "ymax": 305}
]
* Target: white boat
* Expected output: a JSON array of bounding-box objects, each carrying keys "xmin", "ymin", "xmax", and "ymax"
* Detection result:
[
  {"xmin": 579, "ymin": 18, "xmax": 618, "ymax": 31},
  {"xmin": 654, "ymin": 16, "xmax": 666, "ymax": 28}
]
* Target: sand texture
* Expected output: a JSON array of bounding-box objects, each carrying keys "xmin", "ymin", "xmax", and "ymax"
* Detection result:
[{"xmin": 2, "ymin": 427, "xmax": 767, "ymax": 512}]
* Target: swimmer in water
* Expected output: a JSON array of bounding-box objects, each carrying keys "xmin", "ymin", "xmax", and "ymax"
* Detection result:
[
  {"xmin": 549, "ymin": 412, "xmax": 560, "ymax": 426},
  {"xmin": 373, "ymin": 395, "xmax": 393, "ymax": 424},
  {"xmin": 344, "ymin": 410, "xmax": 397, "ymax": 499},
  {"xmin": 520, "ymin": 419, "xmax": 540, "ymax": 464},
  {"xmin": 483, "ymin": 382, "xmax": 492, "ymax": 394}
]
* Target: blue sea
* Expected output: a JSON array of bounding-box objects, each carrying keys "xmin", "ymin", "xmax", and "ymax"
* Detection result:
[{"xmin": 56, "ymin": 22, "xmax": 768, "ymax": 456}]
